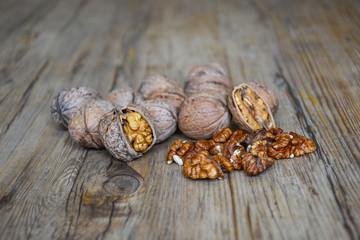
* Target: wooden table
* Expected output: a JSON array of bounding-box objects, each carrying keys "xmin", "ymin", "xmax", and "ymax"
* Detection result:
[{"xmin": 1, "ymin": 0, "xmax": 359, "ymax": 239}]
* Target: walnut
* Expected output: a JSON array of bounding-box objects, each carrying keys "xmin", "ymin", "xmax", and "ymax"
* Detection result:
[
  {"xmin": 98, "ymin": 104, "xmax": 156, "ymax": 161},
  {"xmin": 106, "ymin": 87, "xmax": 143, "ymax": 108},
  {"xmin": 51, "ymin": 86, "xmax": 101, "ymax": 128},
  {"xmin": 178, "ymin": 90, "xmax": 231, "ymax": 139},
  {"xmin": 183, "ymin": 151, "xmax": 224, "ymax": 179},
  {"xmin": 241, "ymin": 152, "xmax": 275, "ymax": 176},
  {"xmin": 185, "ymin": 63, "xmax": 232, "ymax": 98},
  {"xmin": 145, "ymin": 87, "xmax": 186, "ymax": 114},
  {"xmin": 166, "ymin": 141, "xmax": 195, "ymax": 165},
  {"xmin": 141, "ymin": 100, "xmax": 177, "ymax": 143},
  {"xmin": 267, "ymin": 132, "xmax": 316, "ymax": 159},
  {"xmin": 68, "ymin": 99, "xmax": 114, "ymax": 149},
  {"xmin": 138, "ymin": 74, "xmax": 182, "ymax": 99},
  {"xmin": 187, "ymin": 63, "xmax": 228, "ymax": 80},
  {"xmin": 228, "ymin": 83, "xmax": 278, "ymax": 132}
]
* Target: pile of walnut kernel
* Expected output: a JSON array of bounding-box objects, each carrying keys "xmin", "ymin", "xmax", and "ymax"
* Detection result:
[{"xmin": 167, "ymin": 127, "xmax": 316, "ymax": 179}]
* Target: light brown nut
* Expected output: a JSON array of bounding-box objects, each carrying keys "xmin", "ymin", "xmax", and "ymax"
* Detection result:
[
  {"xmin": 183, "ymin": 151, "xmax": 224, "ymax": 179},
  {"xmin": 187, "ymin": 63, "xmax": 228, "ymax": 81},
  {"xmin": 267, "ymin": 132, "xmax": 316, "ymax": 159},
  {"xmin": 185, "ymin": 74, "xmax": 233, "ymax": 98},
  {"xmin": 228, "ymin": 83, "xmax": 278, "ymax": 133},
  {"xmin": 178, "ymin": 90, "xmax": 231, "ymax": 139},
  {"xmin": 106, "ymin": 87, "xmax": 144, "ymax": 108},
  {"xmin": 138, "ymin": 74, "xmax": 182, "ymax": 99},
  {"xmin": 99, "ymin": 104, "xmax": 157, "ymax": 161},
  {"xmin": 68, "ymin": 99, "xmax": 114, "ymax": 149},
  {"xmin": 145, "ymin": 87, "xmax": 186, "ymax": 114},
  {"xmin": 141, "ymin": 100, "xmax": 177, "ymax": 144},
  {"xmin": 242, "ymin": 152, "xmax": 275, "ymax": 176},
  {"xmin": 51, "ymin": 86, "xmax": 101, "ymax": 128}
]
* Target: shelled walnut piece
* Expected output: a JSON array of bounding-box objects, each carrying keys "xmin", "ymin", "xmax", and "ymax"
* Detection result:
[{"xmin": 167, "ymin": 127, "xmax": 316, "ymax": 179}]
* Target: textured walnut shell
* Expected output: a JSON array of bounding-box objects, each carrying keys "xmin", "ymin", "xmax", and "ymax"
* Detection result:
[
  {"xmin": 99, "ymin": 104, "xmax": 157, "ymax": 161},
  {"xmin": 138, "ymin": 74, "xmax": 182, "ymax": 98},
  {"xmin": 187, "ymin": 62, "xmax": 228, "ymax": 81},
  {"xmin": 178, "ymin": 90, "xmax": 231, "ymax": 139},
  {"xmin": 51, "ymin": 86, "xmax": 101, "ymax": 128},
  {"xmin": 106, "ymin": 87, "xmax": 144, "ymax": 108},
  {"xmin": 227, "ymin": 83, "xmax": 277, "ymax": 133},
  {"xmin": 146, "ymin": 87, "xmax": 186, "ymax": 114},
  {"xmin": 141, "ymin": 100, "xmax": 177, "ymax": 143},
  {"xmin": 68, "ymin": 99, "xmax": 114, "ymax": 149},
  {"xmin": 185, "ymin": 74, "xmax": 233, "ymax": 97}
]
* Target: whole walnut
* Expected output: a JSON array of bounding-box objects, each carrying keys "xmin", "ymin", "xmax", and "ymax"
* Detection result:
[
  {"xmin": 185, "ymin": 63, "xmax": 233, "ymax": 98},
  {"xmin": 106, "ymin": 87, "xmax": 144, "ymax": 108},
  {"xmin": 138, "ymin": 74, "xmax": 182, "ymax": 98},
  {"xmin": 98, "ymin": 104, "xmax": 156, "ymax": 161},
  {"xmin": 68, "ymin": 99, "xmax": 114, "ymax": 149},
  {"xmin": 51, "ymin": 86, "xmax": 101, "ymax": 128},
  {"xmin": 138, "ymin": 74, "xmax": 186, "ymax": 114},
  {"xmin": 227, "ymin": 83, "xmax": 279, "ymax": 133},
  {"xmin": 178, "ymin": 90, "xmax": 231, "ymax": 139},
  {"xmin": 141, "ymin": 100, "xmax": 177, "ymax": 143}
]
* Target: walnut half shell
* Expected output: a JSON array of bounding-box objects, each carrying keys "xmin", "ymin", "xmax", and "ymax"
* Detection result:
[
  {"xmin": 99, "ymin": 104, "xmax": 156, "ymax": 161},
  {"xmin": 228, "ymin": 83, "xmax": 278, "ymax": 133}
]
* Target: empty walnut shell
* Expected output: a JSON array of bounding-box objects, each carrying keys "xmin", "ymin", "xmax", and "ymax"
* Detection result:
[
  {"xmin": 227, "ymin": 83, "xmax": 278, "ymax": 133},
  {"xmin": 99, "ymin": 104, "xmax": 157, "ymax": 161},
  {"xmin": 51, "ymin": 86, "xmax": 101, "ymax": 128},
  {"xmin": 138, "ymin": 74, "xmax": 182, "ymax": 99},
  {"xmin": 106, "ymin": 87, "xmax": 144, "ymax": 108},
  {"xmin": 68, "ymin": 99, "xmax": 114, "ymax": 149},
  {"xmin": 178, "ymin": 90, "xmax": 231, "ymax": 139},
  {"xmin": 145, "ymin": 87, "xmax": 186, "ymax": 114},
  {"xmin": 141, "ymin": 100, "xmax": 177, "ymax": 143}
]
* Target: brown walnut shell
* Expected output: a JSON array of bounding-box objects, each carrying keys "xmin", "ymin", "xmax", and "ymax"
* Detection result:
[
  {"xmin": 187, "ymin": 62, "xmax": 228, "ymax": 81},
  {"xmin": 68, "ymin": 99, "xmax": 114, "ymax": 149},
  {"xmin": 106, "ymin": 87, "xmax": 144, "ymax": 108},
  {"xmin": 227, "ymin": 83, "xmax": 277, "ymax": 133},
  {"xmin": 138, "ymin": 74, "xmax": 182, "ymax": 99},
  {"xmin": 145, "ymin": 87, "xmax": 186, "ymax": 114},
  {"xmin": 141, "ymin": 100, "xmax": 177, "ymax": 144},
  {"xmin": 178, "ymin": 90, "xmax": 231, "ymax": 140},
  {"xmin": 185, "ymin": 74, "xmax": 233, "ymax": 98},
  {"xmin": 51, "ymin": 86, "xmax": 101, "ymax": 128},
  {"xmin": 99, "ymin": 104, "xmax": 157, "ymax": 161}
]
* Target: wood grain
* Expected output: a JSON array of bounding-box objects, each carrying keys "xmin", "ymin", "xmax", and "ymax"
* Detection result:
[{"xmin": 0, "ymin": 0, "xmax": 359, "ymax": 239}]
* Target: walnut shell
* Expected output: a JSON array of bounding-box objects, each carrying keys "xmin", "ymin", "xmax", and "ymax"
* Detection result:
[
  {"xmin": 178, "ymin": 90, "xmax": 231, "ymax": 139},
  {"xmin": 185, "ymin": 74, "xmax": 233, "ymax": 97},
  {"xmin": 68, "ymin": 99, "xmax": 114, "ymax": 149},
  {"xmin": 106, "ymin": 87, "xmax": 144, "ymax": 108},
  {"xmin": 99, "ymin": 104, "xmax": 157, "ymax": 161},
  {"xmin": 145, "ymin": 87, "xmax": 186, "ymax": 114},
  {"xmin": 227, "ymin": 83, "xmax": 277, "ymax": 133},
  {"xmin": 141, "ymin": 100, "xmax": 177, "ymax": 143},
  {"xmin": 138, "ymin": 74, "xmax": 182, "ymax": 99},
  {"xmin": 187, "ymin": 62, "xmax": 228, "ymax": 81},
  {"xmin": 51, "ymin": 86, "xmax": 101, "ymax": 128}
]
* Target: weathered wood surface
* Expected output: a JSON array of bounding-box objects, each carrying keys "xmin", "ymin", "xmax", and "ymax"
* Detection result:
[{"xmin": 0, "ymin": 0, "xmax": 359, "ymax": 239}]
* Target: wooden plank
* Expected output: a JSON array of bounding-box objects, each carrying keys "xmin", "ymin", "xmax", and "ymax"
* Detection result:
[{"xmin": 0, "ymin": 0, "xmax": 359, "ymax": 239}]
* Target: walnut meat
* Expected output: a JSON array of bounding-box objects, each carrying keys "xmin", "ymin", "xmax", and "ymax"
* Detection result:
[
  {"xmin": 106, "ymin": 87, "xmax": 143, "ymax": 108},
  {"xmin": 98, "ymin": 104, "xmax": 156, "ymax": 161},
  {"xmin": 183, "ymin": 151, "xmax": 224, "ymax": 179},
  {"xmin": 141, "ymin": 100, "xmax": 177, "ymax": 143},
  {"xmin": 228, "ymin": 83, "xmax": 278, "ymax": 132},
  {"xmin": 68, "ymin": 99, "xmax": 114, "ymax": 149},
  {"xmin": 51, "ymin": 86, "xmax": 101, "ymax": 128},
  {"xmin": 178, "ymin": 90, "xmax": 231, "ymax": 139}
]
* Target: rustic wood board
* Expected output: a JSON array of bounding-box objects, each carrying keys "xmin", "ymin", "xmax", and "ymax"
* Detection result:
[{"xmin": 0, "ymin": 0, "xmax": 359, "ymax": 239}]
